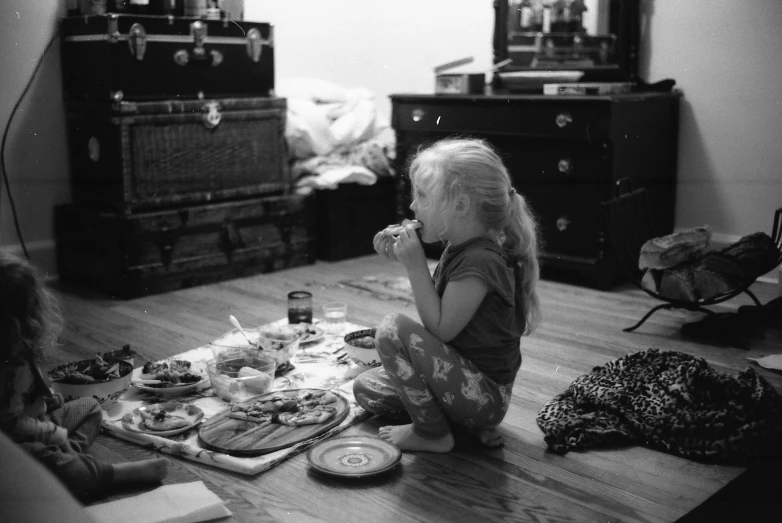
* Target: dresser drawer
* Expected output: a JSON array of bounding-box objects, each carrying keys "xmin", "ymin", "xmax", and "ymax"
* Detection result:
[
  {"xmin": 521, "ymin": 181, "xmax": 611, "ymax": 259},
  {"xmin": 493, "ymin": 136, "xmax": 611, "ymax": 182},
  {"xmin": 392, "ymin": 98, "xmax": 611, "ymax": 140}
]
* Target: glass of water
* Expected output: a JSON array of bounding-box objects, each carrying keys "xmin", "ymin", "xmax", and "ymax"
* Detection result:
[{"xmin": 322, "ymin": 302, "xmax": 347, "ymax": 334}]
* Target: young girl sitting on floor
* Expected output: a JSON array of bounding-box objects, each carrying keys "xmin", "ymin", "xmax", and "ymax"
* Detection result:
[
  {"xmin": 0, "ymin": 250, "xmax": 169, "ymax": 500},
  {"xmin": 353, "ymin": 137, "xmax": 541, "ymax": 452}
]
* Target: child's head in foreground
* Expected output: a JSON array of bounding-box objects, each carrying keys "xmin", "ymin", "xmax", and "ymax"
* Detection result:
[{"xmin": 0, "ymin": 250, "xmax": 60, "ymax": 363}]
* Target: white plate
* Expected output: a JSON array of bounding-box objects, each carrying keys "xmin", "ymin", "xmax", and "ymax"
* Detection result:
[
  {"xmin": 307, "ymin": 435, "xmax": 402, "ymax": 478},
  {"xmin": 296, "ymin": 325, "xmax": 325, "ymax": 345},
  {"xmin": 121, "ymin": 402, "xmax": 204, "ymax": 437},
  {"xmin": 130, "ymin": 361, "xmax": 209, "ymax": 397}
]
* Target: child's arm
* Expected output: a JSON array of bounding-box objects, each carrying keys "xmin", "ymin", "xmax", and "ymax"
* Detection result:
[
  {"xmin": 394, "ymin": 229, "xmax": 488, "ymax": 342},
  {"xmin": 13, "ymin": 416, "xmax": 69, "ymax": 447}
]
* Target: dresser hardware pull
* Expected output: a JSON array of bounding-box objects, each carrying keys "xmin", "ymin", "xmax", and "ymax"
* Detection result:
[
  {"xmin": 411, "ymin": 108, "xmax": 425, "ymax": 122},
  {"xmin": 555, "ymin": 113, "xmax": 573, "ymax": 128},
  {"xmin": 558, "ymin": 158, "xmax": 573, "ymax": 174},
  {"xmin": 556, "ymin": 216, "xmax": 571, "ymax": 232}
]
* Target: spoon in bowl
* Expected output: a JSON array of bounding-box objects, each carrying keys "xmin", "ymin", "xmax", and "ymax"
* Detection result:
[{"xmin": 229, "ymin": 315, "xmax": 259, "ymax": 349}]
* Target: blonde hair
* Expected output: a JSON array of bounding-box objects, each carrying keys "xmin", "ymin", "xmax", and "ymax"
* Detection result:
[
  {"xmin": 0, "ymin": 250, "xmax": 62, "ymax": 363},
  {"xmin": 409, "ymin": 138, "xmax": 541, "ymax": 333}
]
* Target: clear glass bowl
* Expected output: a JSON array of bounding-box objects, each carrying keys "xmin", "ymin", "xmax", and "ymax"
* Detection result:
[{"xmin": 206, "ymin": 355, "xmax": 277, "ymax": 403}]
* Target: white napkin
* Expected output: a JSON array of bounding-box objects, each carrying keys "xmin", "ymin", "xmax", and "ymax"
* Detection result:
[
  {"xmin": 86, "ymin": 481, "xmax": 231, "ymax": 523},
  {"xmin": 748, "ymin": 354, "xmax": 782, "ymax": 371}
]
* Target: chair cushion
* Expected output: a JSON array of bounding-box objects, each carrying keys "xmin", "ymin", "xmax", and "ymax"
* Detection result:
[
  {"xmin": 638, "ymin": 225, "xmax": 711, "ymax": 270},
  {"xmin": 642, "ymin": 231, "xmax": 778, "ymax": 303}
]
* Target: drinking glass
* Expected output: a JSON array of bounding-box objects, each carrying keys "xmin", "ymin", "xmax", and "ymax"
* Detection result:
[{"xmin": 322, "ymin": 302, "xmax": 347, "ymax": 334}]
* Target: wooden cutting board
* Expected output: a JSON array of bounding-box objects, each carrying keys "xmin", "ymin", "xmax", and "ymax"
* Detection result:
[{"xmin": 198, "ymin": 388, "xmax": 350, "ymax": 457}]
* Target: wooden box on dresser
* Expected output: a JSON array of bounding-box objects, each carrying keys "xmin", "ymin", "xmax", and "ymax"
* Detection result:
[{"xmin": 390, "ymin": 92, "xmax": 681, "ymax": 288}]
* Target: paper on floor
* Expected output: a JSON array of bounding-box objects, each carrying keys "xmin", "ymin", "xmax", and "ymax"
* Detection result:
[
  {"xmin": 748, "ymin": 354, "xmax": 782, "ymax": 371},
  {"xmin": 86, "ymin": 481, "xmax": 231, "ymax": 523}
]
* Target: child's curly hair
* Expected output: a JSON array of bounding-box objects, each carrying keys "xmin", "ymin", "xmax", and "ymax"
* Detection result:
[{"xmin": 0, "ymin": 251, "xmax": 61, "ymax": 363}]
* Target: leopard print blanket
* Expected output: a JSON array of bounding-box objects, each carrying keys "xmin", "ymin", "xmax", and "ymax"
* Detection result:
[{"xmin": 536, "ymin": 349, "xmax": 782, "ymax": 462}]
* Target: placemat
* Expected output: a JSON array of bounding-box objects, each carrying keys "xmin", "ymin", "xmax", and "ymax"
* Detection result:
[{"xmin": 101, "ymin": 320, "xmax": 372, "ymax": 476}]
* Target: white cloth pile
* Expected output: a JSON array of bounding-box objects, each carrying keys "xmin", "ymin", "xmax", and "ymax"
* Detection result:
[{"xmin": 277, "ymin": 77, "xmax": 395, "ymax": 191}]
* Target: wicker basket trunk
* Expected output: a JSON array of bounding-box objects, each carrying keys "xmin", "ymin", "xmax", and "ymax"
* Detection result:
[{"xmin": 66, "ymin": 97, "xmax": 289, "ymax": 213}]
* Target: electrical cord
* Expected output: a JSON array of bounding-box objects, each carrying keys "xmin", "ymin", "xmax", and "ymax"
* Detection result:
[{"xmin": 0, "ymin": 26, "xmax": 60, "ymax": 260}]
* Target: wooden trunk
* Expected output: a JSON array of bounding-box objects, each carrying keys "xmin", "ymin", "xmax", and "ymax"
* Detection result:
[
  {"xmin": 55, "ymin": 194, "xmax": 315, "ymax": 299},
  {"xmin": 66, "ymin": 97, "xmax": 289, "ymax": 213},
  {"xmin": 61, "ymin": 14, "xmax": 274, "ymax": 102}
]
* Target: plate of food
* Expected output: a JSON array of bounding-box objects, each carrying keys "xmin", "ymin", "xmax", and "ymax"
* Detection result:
[
  {"xmin": 198, "ymin": 388, "xmax": 350, "ymax": 456},
  {"xmin": 306, "ymin": 435, "xmax": 402, "ymax": 478},
  {"xmin": 292, "ymin": 324, "xmax": 325, "ymax": 345},
  {"xmin": 131, "ymin": 359, "xmax": 208, "ymax": 397},
  {"xmin": 121, "ymin": 402, "xmax": 204, "ymax": 437}
]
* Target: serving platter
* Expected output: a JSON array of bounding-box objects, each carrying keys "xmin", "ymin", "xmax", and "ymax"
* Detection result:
[
  {"xmin": 121, "ymin": 402, "xmax": 204, "ymax": 437},
  {"xmin": 307, "ymin": 436, "xmax": 402, "ymax": 478},
  {"xmin": 198, "ymin": 388, "xmax": 350, "ymax": 456}
]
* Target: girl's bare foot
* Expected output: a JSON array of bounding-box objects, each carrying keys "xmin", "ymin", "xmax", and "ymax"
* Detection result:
[
  {"xmin": 112, "ymin": 458, "xmax": 169, "ymax": 484},
  {"xmin": 478, "ymin": 427, "xmax": 504, "ymax": 448},
  {"xmin": 378, "ymin": 424, "xmax": 454, "ymax": 452}
]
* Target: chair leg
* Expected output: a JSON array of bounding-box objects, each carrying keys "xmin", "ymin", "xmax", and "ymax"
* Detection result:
[
  {"xmin": 624, "ymin": 303, "xmax": 674, "ymax": 332},
  {"xmin": 742, "ymin": 288, "xmax": 763, "ymax": 308}
]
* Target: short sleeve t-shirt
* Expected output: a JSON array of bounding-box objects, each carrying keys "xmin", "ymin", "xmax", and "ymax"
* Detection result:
[{"xmin": 432, "ymin": 237, "xmax": 526, "ymax": 384}]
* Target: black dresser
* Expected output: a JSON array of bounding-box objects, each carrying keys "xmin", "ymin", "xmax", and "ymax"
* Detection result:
[{"xmin": 390, "ymin": 92, "xmax": 680, "ymax": 288}]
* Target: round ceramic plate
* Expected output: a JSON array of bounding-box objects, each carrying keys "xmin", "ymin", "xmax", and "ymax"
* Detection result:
[
  {"xmin": 297, "ymin": 326, "xmax": 325, "ymax": 345},
  {"xmin": 121, "ymin": 402, "xmax": 204, "ymax": 437},
  {"xmin": 130, "ymin": 365, "xmax": 209, "ymax": 397},
  {"xmin": 307, "ymin": 435, "xmax": 402, "ymax": 478}
]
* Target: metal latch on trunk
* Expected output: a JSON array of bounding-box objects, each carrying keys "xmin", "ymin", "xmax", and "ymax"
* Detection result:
[
  {"xmin": 128, "ymin": 23, "xmax": 147, "ymax": 60},
  {"xmin": 246, "ymin": 28, "xmax": 264, "ymax": 63},
  {"xmin": 202, "ymin": 101, "xmax": 222, "ymax": 129},
  {"xmin": 174, "ymin": 21, "xmax": 223, "ymax": 66}
]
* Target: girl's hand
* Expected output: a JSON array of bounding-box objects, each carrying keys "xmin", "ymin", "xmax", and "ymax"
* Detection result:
[
  {"xmin": 392, "ymin": 227, "xmax": 427, "ymax": 269},
  {"xmin": 373, "ymin": 230, "xmax": 399, "ymax": 262}
]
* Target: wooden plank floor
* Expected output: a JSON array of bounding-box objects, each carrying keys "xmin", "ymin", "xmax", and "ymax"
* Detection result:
[{"xmin": 45, "ymin": 255, "xmax": 782, "ymax": 523}]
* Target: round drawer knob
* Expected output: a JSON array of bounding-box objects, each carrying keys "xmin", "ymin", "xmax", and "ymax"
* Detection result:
[
  {"xmin": 556, "ymin": 216, "xmax": 571, "ymax": 232},
  {"xmin": 555, "ymin": 112, "xmax": 573, "ymax": 128},
  {"xmin": 558, "ymin": 158, "xmax": 574, "ymax": 174},
  {"xmin": 411, "ymin": 108, "xmax": 426, "ymax": 122}
]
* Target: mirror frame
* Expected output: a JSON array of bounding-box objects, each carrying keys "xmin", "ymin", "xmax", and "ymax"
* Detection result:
[{"xmin": 493, "ymin": 0, "xmax": 639, "ymax": 84}]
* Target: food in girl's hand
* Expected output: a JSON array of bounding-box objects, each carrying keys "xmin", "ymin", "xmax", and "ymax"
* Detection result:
[
  {"xmin": 49, "ymin": 354, "xmax": 128, "ymax": 384},
  {"xmin": 383, "ymin": 219, "xmax": 423, "ymax": 237},
  {"xmin": 140, "ymin": 360, "xmax": 202, "ymax": 388}
]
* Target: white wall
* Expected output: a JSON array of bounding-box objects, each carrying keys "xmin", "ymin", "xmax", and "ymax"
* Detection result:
[
  {"xmin": 245, "ymin": 0, "xmax": 495, "ymax": 122},
  {"xmin": 1, "ymin": 0, "xmax": 781, "ymax": 277},
  {"xmin": 639, "ymin": 0, "xmax": 782, "ymax": 241}
]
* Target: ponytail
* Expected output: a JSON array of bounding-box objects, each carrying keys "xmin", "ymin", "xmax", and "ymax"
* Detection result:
[{"xmin": 505, "ymin": 192, "xmax": 541, "ymax": 334}]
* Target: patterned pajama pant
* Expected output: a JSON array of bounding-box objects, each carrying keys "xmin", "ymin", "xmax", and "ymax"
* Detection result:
[{"xmin": 353, "ymin": 313, "xmax": 514, "ymax": 439}]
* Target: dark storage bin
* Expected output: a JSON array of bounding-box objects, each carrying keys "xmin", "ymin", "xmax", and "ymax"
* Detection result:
[
  {"xmin": 66, "ymin": 97, "xmax": 289, "ymax": 213},
  {"xmin": 313, "ymin": 179, "xmax": 396, "ymax": 261},
  {"xmin": 55, "ymin": 194, "xmax": 315, "ymax": 298}
]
